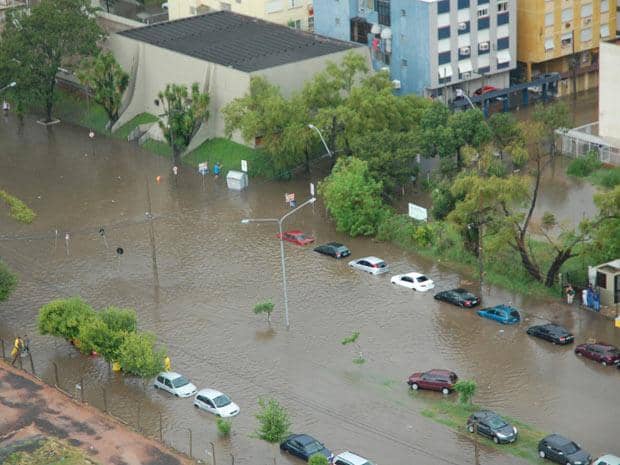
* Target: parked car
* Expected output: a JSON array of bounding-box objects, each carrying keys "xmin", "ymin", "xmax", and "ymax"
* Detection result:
[
  {"xmin": 280, "ymin": 434, "xmax": 332, "ymax": 462},
  {"xmin": 592, "ymin": 454, "xmax": 620, "ymax": 465},
  {"xmin": 466, "ymin": 410, "xmax": 518, "ymax": 444},
  {"xmin": 407, "ymin": 369, "xmax": 457, "ymax": 395},
  {"xmin": 538, "ymin": 434, "xmax": 591, "ymax": 465},
  {"xmin": 526, "ymin": 323, "xmax": 574, "ymax": 345},
  {"xmin": 276, "ymin": 230, "xmax": 315, "ymax": 246},
  {"xmin": 331, "ymin": 451, "xmax": 375, "ymax": 465},
  {"xmin": 574, "ymin": 342, "xmax": 620, "ymax": 366},
  {"xmin": 391, "ymin": 272, "xmax": 435, "ymax": 292},
  {"xmin": 314, "ymin": 242, "xmax": 351, "ymax": 259},
  {"xmin": 474, "ymin": 85, "xmax": 498, "ymax": 96},
  {"xmin": 348, "ymin": 256, "xmax": 389, "ymax": 275},
  {"xmin": 477, "ymin": 304, "xmax": 520, "ymax": 325},
  {"xmin": 193, "ymin": 388, "xmax": 239, "ymax": 417},
  {"xmin": 153, "ymin": 372, "xmax": 197, "ymax": 398},
  {"xmin": 434, "ymin": 288, "xmax": 480, "ymax": 307}
]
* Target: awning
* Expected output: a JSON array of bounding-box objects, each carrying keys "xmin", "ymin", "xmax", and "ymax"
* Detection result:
[
  {"xmin": 438, "ymin": 64, "xmax": 453, "ymax": 78},
  {"xmin": 497, "ymin": 50, "xmax": 511, "ymax": 64},
  {"xmin": 458, "ymin": 59, "xmax": 473, "ymax": 73}
]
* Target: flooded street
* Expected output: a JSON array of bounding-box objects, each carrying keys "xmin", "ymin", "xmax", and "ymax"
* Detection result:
[{"xmin": 1, "ymin": 113, "xmax": 618, "ymax": 465}]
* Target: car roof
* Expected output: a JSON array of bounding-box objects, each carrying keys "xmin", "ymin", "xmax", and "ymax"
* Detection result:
[
  {"xmin": 595, "ymin": 455, "xmax": 620, "ymax": 462},
  {"xmin": 474, "ymin": 410, "xmax": 501, "ymax": 420},
  {"xmin": 402, "ymin": 272, "xmax": 425, "ymax": 278},
  {"xmin": 545, "ymin": 434, "xmax": 572, "ymax": 446},
  {"xmin": 336, "ymin": 451, "xmax": 371, "ymax": 464},
  {"xmin": 196, "ymin": 388, "xmax": 224, "ymax": 398},
  {"xmin": 326, "ymin": 242, "xmax": 345, "ymax": 247},
  {"xmin": 426, "ymin": 369, "xmax": 455, "ymax": 376},
  {"xmin": 452, "ymin": 288, "xmax": 471, "ymax": 294},
  {"xmin": 285, "ymin": 230, "xmax": 305, "ymax": 235},
  {"xmin": 294, "ymin": 434, "xmax": 318, "ymax": 445},
  {"xmin": 542, "ymin": 323, "xmax": 568, "ymax": 332},
  {"xmin": 360, "ymin": 256, "xmax": 384, "ymax": 263},
  {"xmin": 159, "ymin": 371, "xmax": 183, "ymax": 380}
]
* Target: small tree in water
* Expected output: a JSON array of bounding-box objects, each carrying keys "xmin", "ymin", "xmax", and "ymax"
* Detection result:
[
  {"xmin": 253, "ymin": 300, "xmax": 275, "ymax": 325},
  {"xmin": 255, "ymin": 397, "xmax": 291, "ymax": 445},
  {"xmin": 341, "ymin": 331, "xmax": 364, "ymax": 364},
  {"xmin": 309, "ymin": 454, "xmax": 329, "ymax": 465},
  {"xmin": 454, "ymin": 380, "xmax": 477, "ymax": 405},
  {"xmin": 216, "ymin": 418, "xmax": 232, "ymax": 437}
]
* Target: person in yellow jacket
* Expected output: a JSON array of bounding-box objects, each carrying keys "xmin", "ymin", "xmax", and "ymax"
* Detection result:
[
  {"xmin": 164, "ymin": 355, "xmax": 171, "ymax": 372},
  {"xmin": 10, "ymin": 336, "xmax": 24, "ymax": 366}
]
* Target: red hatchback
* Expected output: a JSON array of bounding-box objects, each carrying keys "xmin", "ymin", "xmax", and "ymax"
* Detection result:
[
  {"xmin": 473, "ymin": 85, "xmax": 498, "ymax": 96},
  {"xmin": 407, "ymin": 369, "xmax": 458, "ymax": 395},
  {"xmin": 276, "ymin": 230, "xmax": 315, "ymax": 246},
  {"xmin": 575, "ymin": 342, "xmax": 620, "ymax": 366}
]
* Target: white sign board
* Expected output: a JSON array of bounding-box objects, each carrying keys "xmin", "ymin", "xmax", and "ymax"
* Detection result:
[
  {"xmin": 408, "ymin": 203, "xmax": 428, "ymax": 221},
  {"xmin": 310, "ymin": 182, "xmax": 315, "ymax": 196},
  {"xmin": 198, "ymin": 162, "xmax": 208, "ymax": 175},
  {"xmin": 285, "ymin": 192, "xmax": 295, "ymax": 203},
  {"xmin": 241, "ymin": 159, "xmax": 248, "ymax": 173}
]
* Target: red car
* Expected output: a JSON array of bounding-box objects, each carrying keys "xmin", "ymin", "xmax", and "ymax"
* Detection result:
[
  {"xmin": 276, "ymin": 230, "xmax": 315, "ymax": 246},
  {"xmin": 407, "ymin": 369, "xmax": 458, "ymax": 395},
  {"xmin": 575, "ymin": 342, "xmax": 620, "ymax": 366},
  {"xmin": 473, "ymin": 85, "xmax": 498, "ymax": 96}
]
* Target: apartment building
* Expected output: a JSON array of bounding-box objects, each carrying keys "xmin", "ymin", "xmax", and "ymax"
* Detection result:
[
  {"xmin": 314, "ymin": 0, "xmax": 516, "ymax": 99},
  {"xmin": 517, "ymin": 0, "xmax": 616, "ymax": 95},
  {"xmin": 167, "ymin": 0, "xmax": 315, "ymax": 30}
]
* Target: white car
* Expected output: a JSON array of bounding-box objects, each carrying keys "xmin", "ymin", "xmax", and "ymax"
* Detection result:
[
  {"xmin": 391, "ymin": 272, "xmax": 435, "ymax": 292},
  {"xmin": 154, "ymin": 372, "xmax": 197, "ymax": 398},
  {"xmin": 348, "ymin": 256, "xmax": 389, "ymax": 275},
  {"xmin": 332, "ymin": 451, "xmax": 376, "ymax": 465},
  {"xmin": 593, "ymin": 455, "xmax": 620, "ymax": 465},
  {"xmin": 161, "ymin": 2, "xmax": 168, "ymax": 9},
  {"xmin": 193, "ymin": 388, "xmax": 240, "ymax": 417}
]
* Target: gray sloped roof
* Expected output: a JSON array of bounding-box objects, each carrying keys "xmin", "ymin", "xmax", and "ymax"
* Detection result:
[{"xmin": 118, "ymin": 10, "xmax": 361, "ymax": 73}]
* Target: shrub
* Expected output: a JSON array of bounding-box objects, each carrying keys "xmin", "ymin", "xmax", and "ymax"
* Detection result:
[
  {"xmin": 100, "ymin": 306, "xmax": 137, "ymax": 333},
  {"xmin": 118, "ymin": 332, "xmax": 165, "ymax": 378},
  {"xmin": 309, "ymin": 455, "xmax": 330, "ymax": 465},
  {"xmin": 0, "ymin": 260, "xmax": 17, "ymax": 302},
  {"xmin": 0, "ymin": 190, "xmax": 36, "ymax": 224},
  {"xmin": 454, "ymin": 380, "xmax": 477, "ymax": 405},
  {"xmin": 590, "ymin": 167, "xmax": 620, "ymax": 189},
  {"xmin": 253, "ymin": 300, "xmax": 274, "ymax": 324},
  {"xmin": 255, "ymin": 398, "xmax": 291, "ymax": 444},
  {"xmin": 566, "ymin": 152, "xmax": 601, "ymax": 177},
  {"xmin": 78, "ymin": 317, "xmax": 126, "ymax": 360},
  {"xmin": 216, "ymin": 418, "xmax": 232, "ymax": 437},
  {"xmin": 38, "ymin": 297, "xmax": 95, "ymax": 341}
]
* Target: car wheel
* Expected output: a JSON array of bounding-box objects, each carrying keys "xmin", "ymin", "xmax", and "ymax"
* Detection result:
[
  {"xmin": 154, "ymin": 385, "xmax": 159, "ymax": 389},
  {"xmin": 576, "ymin": 351, "xmax": 582, "ymax": 356},
  {"xmin": 411, "ymin": 383, "xmax": 419, "ymax": 390},
  {"xmin": 539, "ymin": 450, "xmax": 546, "ymax": 458},
  {"xmin": 493, "ymin": 436, "xmax": 499, "ymax": 444},
  {"xmin": 175, "ymin": 393, "xmax": 179, "ymax": 397},
  {"xmin": 467, "ymin": 425, "xmax": 475, "ymax": 433},
  {"xmin": 441, "ymin": 387, "xmax": 450, "ymax": 395},
  {"xmin": 602, "ymin": 360, "xmax": 607, "ymax": 366}
]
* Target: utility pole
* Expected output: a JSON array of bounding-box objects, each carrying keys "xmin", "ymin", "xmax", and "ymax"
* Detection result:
[{"xmin": 145, "ymin": 177, "xmax": 160, "ymax": 296}]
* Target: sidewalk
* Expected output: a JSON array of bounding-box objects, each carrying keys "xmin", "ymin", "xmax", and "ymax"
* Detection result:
[{"xmin": 0, "ymin": 362, "xmax": 194, "ymax": 465}]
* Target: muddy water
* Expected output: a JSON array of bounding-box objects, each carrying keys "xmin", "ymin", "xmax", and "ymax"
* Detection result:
[{"xmin": 1, "ymin": 114, "xmax": 618, "ymax": 465}]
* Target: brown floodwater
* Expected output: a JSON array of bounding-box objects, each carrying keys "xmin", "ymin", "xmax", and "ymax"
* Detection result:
[{"xmin": 1, "ymin": 109, "xmax": 618, "ymax": 465}]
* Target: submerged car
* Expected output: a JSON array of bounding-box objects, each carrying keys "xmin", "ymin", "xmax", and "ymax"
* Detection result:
[
  {"xmin": 331, "ymin": 451, "xmax": 376, "ymax": 465},
  {"xmin": 391, "ymin": 272, "xmax": 435, "ymax": 292},
  {"xmin": 407, "ymin": 369, "xmax": 457, "ymax": 395},
  {"xmin": 574, "ymin": 342, "xmax": 620, "ymax": 366},
  {"xmin": 593, "ymin": 455, "xmax": 620, "ymax": 465},
  {"xmin": 526, "ymin": 323, "xmax": 574, "ymax": 345},
  {"xmin": 477, "ymin": 304, "xmax": 520, "ymax": 325},
  {"xmin": 193, "ymin": 388, "xmax": 239, "ymax": 417},
  {"xmin": 466, "ymin": 410, "xmax": 518, "ymax": 444},
  {"xmin": 280, "ymin": 434, "xmax": 332, "ymax": 462},
  {"xmin": 276, "ymin": 230, "xmax": 315, "ymax": 245},
  {"xmin": 153, "ymin": 372, "xmax": 197, "ymax": 398},
  {"xmin": 434, "ymin": 288, "xmax": 480, "ymax": 307},
  {"xmin": 474, "ymin": 85, "xmax": 498, "ymax": 96},
  {"xmin": 314, "ymin": 242, "xmax": 351, "ymax": 259},
  {"xmin": 538, "ymin": 434, "xmax": 591, "ymax": 465},
  {"xmin": 348, "ymin": 256, "xmax": 389, "ymax": 275}
]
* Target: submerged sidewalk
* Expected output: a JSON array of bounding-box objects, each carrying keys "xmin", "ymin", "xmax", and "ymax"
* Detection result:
[{"xmin": 0, "ymin": 362, "xmax": 194, "ymax": 465}]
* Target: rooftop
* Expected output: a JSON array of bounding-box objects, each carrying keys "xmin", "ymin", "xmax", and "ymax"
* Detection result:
[{"xmin": 118, "ymin": 10, "xmax": 360, "ymax": 73}]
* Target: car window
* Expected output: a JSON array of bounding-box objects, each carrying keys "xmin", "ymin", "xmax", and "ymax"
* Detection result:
[
  {"xmin": 449, "ymin": 373, "xmax": 457, "ymax": 383},
  {"xmin": 305, "ymin": 441, "xmax": 324, "ymax": 454},
  {"xmin": 172, "ymin": 376, "xmax": 190, "ymax": 388},
  {"xmin": 487, "ymin": 416, "xmax": 507, "ymax": 429},
  {"xmin": 358, "ymin": 260, "xmax": 369, "ymax": 267},
  {"xmin": 563, "ymin": 442, "xmax": 579, "ymax": 454},
  {"xmin": 164, "ymin": 379, "xmax": 172, "ymax": 387},
  {"xmin": 402, "ymin": 276, "xmax": 413, "ymax": 282},
  {"xmin": 213, "ymin": 394, "xmax": 231, "ymax": 407},
  {"xmin": 417, "ymin": 275, "xmax": 429, "ymax": 282},
  {"xmin": 334, "ymin": 460, "xmax": 350, "ymax": 465},
  {"xmin": 510, "ymin": 310, "xmax": 520, "ymax": 318},
  {"xmin": 479, "ymin": 421, "xmax": 489, "ymax": 429},
  {"xmin": 376, "ymin": 261, "xmax": 386, "ymax": 268},
  {"xmin": 290, "ymin": 440, "xmax": 301, "ymax": 449},
  {"xmin": 157, "ymin": 376, "xmax": 164, "ymax": 383}
]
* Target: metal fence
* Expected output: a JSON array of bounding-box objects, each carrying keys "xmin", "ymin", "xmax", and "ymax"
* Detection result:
[{"xmin": 557, "ymin": 122, "xmax": 620, "ymax": 166}]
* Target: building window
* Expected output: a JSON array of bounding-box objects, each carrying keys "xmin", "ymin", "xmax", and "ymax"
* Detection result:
[
  {"xmin": 580, "ymin": 3, "xmax": 592, "ymax": 17},
  {"xmin": 437, "ymin": 0, "xmax": 450, "ymax": 13},
  {"xmin": 288, "ymin": 0, "xmax": 301, "ymax": 7},
  {"xmin": 478, "ymin": 66, "xmax": 490, "ymax": 74},
  {"xmin": 498, "ymin": 12, "xmax": 509, "ymax": 24},
  {"xmin": 458, "ymin": 21, "xmax": 470, "ymax": 34},
  {"xmin": 400, "ymin": 8, "xmax": 406, "ymax": 16},
  {"xmin": 401, "ymin": 58, "xmax": 408, "ymax": 66},
  {"xmin": 561, "ymin": 7, "xmax": 573, "ymax": 21},
  {"xmin": 438, "ymin": 26, "xmax": 450, "ymax": 39},
  {"xmin": 601, "ymin": 0, "xmax": 609, "ymax": 12},
  {"xmin": 220, "ymin": 1, "xmax": 231, "ymax": 9},
  {"xmin": 497, "ymin": 0, "xmax": 508, "ymax": 12},
  {"xmin": 350, "ymin": 18, "xmax": 371, "ymax": 43},
  {"xmin": 544, "ymin": 37, "xmax": 554, "ymax": 50},
  {"xmin": 497, "ymin": 37, "xmax": 509, "ymax": 49},
  {"xmin": 581, "ymin": 27, "xmax": 592, "ymax": 41},
  {"xmin": 478, "ymin": 41, "xmax": 490, "ymax": 53},
  {"xmin": 438, "ymin": 51, "xmax": 451, "ymax": 64},
  {"xmin": 545, "ymin": 11, "xmax": 554, "ymax": 26},
  {"xmin": 335, "ymin": 17, "xmax": 340, "ymax": 25},
  {"xmin": 458, "ymin": 0, "xmax": 470, "ymax": 9},
  {"xmin": 596, "ymin": 271, "xmax": 607, "ymax": 289},
  {"xmin": 265, "ymin": 0, "xmax": 282, "ymax": 13},
  {"xmin": 601, "ymin": 23, "xmax": 610, "ymax": 37},
  {"xmin": 458, "ymin": 46, "xmax": 471, "ymax": 59},
  {"xmin": 478, "ymin": 17, "xmax": 490, "ymax": 28},
  {"xmin": 561, "ymin": 32, "xmax": 572, "ymax": 48},
  {"xmin": 308, "ymin": 16, "xmax": 314, "ymax": 30},
  {"xmin": 477, "ymin": 5, "xmax": 489, "ymax": 17},
  {"xmin": 375, "ymin": 0, "xmax": 391, "ymax": 26}
]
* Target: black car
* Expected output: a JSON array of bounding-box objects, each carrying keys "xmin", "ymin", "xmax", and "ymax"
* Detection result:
[
  {"xmin": 526, "ymin": 324, "xmax": 574, "ymax": 345},
  {"xmin": 466, "ymin": 410, "xmax": 518, "ymax": 444},
  {"xmin": 280, "ymin": 434, "xmax": 332, "ymax": 462},
  {"xmin": 538, "ymin": 434, "xmax": 591, "ymax": 465},
  {"xmin": 434, "ymin": 288, "xmax": 480, "ymax": 307},
  {"xmin": 314, "ymin": 242, "xmax": 351, "ymax": 259}
]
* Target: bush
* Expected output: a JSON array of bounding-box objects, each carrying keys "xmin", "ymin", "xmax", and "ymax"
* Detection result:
[
  {"xmin": 253, "ymin": 300, "xmax": 274, "ymax": 324},
  {"xmin": 0, "ymin": 190, "xmax": 36, "ymax": 224},
  {"xmin": 100, "ymin": 306, "xmax": 137, "ymax": 333},
  {"xmin": 589, "ymin": 167, "xmax": 620, "ymax": 189},
  {"xmin": 0, "ymin": 260, "xmax": 17, "ymax": 303},
  {"xmin": 566, "ymin": 152, "xmax": 601, "ymax": 177},
  {"xmin": 255, "ymin": 398, "xmax": 291, "ymax": 444},
  {"xmin": 38, "ymin": 297, "xmax": 95, "ymax": 341},
  {"xmin": 118, "ymin": 332, "xmax": 165, "ymax": 378},
  {"xmin": 78, "ymin": 317, "xmax": 126, "ymax": 360},
  {"xmin": 454, "ymin": 380, "xmax": 477, "ymax": 405},
  {"xmin": 309, "ymin": 455, "xmax": 330, "ymax": 465},
  {"xmin": 216, "ymin": 418, "xmax": 232, "ymax": 437}
]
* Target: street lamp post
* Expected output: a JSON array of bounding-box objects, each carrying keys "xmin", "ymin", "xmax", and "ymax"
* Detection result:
[
  {"xmin": 0, "ymin": 81, "xmax": 17, "ymax": 93},
  {"xmin": 455, "ymin": 88, "xmax": 476, "ymax": 110},
  {"xmin": 308, "ymin": 124, "xmax": 332, "ymax": 158},
  {"xmin": 241, "ymin": 197, "xmax": 317, "ymax": 330}
]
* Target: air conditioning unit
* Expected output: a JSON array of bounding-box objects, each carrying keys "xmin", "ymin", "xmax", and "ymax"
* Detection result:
[
  {"xmin": 381, "ymin": 66, "xmax": 390, "ymax": 73},
  {"xmin": 583, "ymin": 17, "xmax": 592, "ymax": 25},
  {"xmin": 459, "ymin": 46, "xmax": 471, "ymax": 55},
  {"xmin": 392, "ymin": 79, "xmax": 401, "ymax": 89},
  {"xmin": 458, "ymin": 21, "xmax": 468, "ymax": 30}
]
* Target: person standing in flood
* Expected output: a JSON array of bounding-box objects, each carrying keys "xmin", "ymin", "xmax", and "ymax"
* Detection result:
[
  {"xmin": 566, "ymin": 284, "xmax": 575, "ymax": 304},
  {"xmin": 10, "ymin": 336, "xmax": 23, "ymax": 366},
  {"xmin": 213, "ymin": 162, "xmax": 221, "ymax": 179}
]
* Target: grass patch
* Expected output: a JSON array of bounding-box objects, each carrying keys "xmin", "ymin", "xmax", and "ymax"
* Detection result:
[
  {"xmin": 421, "ymin": 400, "xmax": 546, "ymax": 465},
  {"xmin": 0, "ymin": 189, "xmax": 36, "ymax": 224},
  {"xmin": 588, "ymin": 166, "xmax": 620, "ymax": 189},
  {"xmin": 54, "ymin": 89, "xmax": 109, "ymax": 133},
  {"xmin": 184, "ymin": 138, "xmax": 270, "ymax": 177},
  {"xmin": 142, "ymin": 139, "xmax": 172, "ymax": 158},
  {"xmin": 4, "ymin": 437, "xmax": 99, "ymax": 465},
  {"xmin": 114, "ymin": 113, "xmax": 158, "ymax": 141},
  {"xmin": 566, "ymin": 152, "xmax": 601, "ymax": 178}
]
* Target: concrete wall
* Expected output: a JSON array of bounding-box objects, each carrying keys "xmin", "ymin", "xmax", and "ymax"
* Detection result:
[
  {"xmin": 314, "ymin": 0, "xmax": 354, "ymax": 40},
  {"xmin": 599, "ymin": 41, "xmax": 620, "ymax": 139}
]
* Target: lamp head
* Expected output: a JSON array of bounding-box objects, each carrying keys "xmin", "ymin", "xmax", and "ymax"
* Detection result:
[
  {"xmin": 307, "ymin": 124, "xmax": 316, "ymax": 129},
  {"xmin": 241, "ymin": 219, "xmax": 250, "ymax": 224},
  {"xmin": 309, "ymin": 197, "xmax": 316, "ymax": 204},
  {"xmin": 9, "ymin": 81, "xmax": 16, "ymax": 88}
]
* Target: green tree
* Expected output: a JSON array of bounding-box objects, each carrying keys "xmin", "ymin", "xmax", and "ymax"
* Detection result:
[
  {"xmin": 100, "ymin": 306, "xmax": 137, "ymax": 333},
  {"xmin": 158, "ymin": 83, "xmax": 210, "ymax": 164},
  {"xmin": 254, "ymin": 300, "xmax": 275, "ymax": 325},
  {"xmin": 319, "ymin": 157, "xmax": 386, "ymax": 236},
  {"xmin": 0, "ymin": 0, "xmax": 102, "ymax": 122},
  {"xmin": 308, "ymin": 455, "xmax": 330, "ymax": 465},
  {"xmin": 255, "ymin": 398, "xmax": 291, "ymax": 444},
  {"xmin": 38, "ymin": 297, "xmax": 95, "ymax": 341},
  {"xmin": 77, "ymin": 51, "xmax": 129, "ymax": 127},
  {"xmin": 118, "ymin": 331, "xmax": 165, "ymax": 378},
  {"xmin": 78, "ymin": 317, "xmax": 126, "ymax": 360},
  {"xmin": 532, "ymin": 101, "xmax": 571, "ymax": 155},
  {"xmin": 488, "ymin": 112, "xmax": 523, "ymax": 159},
  {"xmin": 419, "ymin": 103, "xmax": 457, "ymax": 161},
  {"xmin": 449, "ymin": 109, "xmax": 493, "ymax": 169},
  {"xmin": 341, "ymin": 331, "xmax": 364, "ymax": 364},
  {"xmin": 0, "ymin": 260, "xmax": 17, "ymax": 303},
  {"xmin": 216, "ymin": 418, "xmax": 232, "ymax": 437},
  {"xmin": 454, "ymin": 380, "xmax": 477, "ymax": 405},
  {"xmin": 0, "ymin": 189, "xmax": 36, "ymax": 224}
]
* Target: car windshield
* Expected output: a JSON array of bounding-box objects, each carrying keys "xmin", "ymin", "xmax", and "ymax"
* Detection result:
[
  {"xmin": 563, "ymin": 442, "xmax": 579, "ymax": 454},
  {"xmin": 606, "ymin": 348, "xmax": 620, "ymax": 356},
  {"xmin": 375, "ymin": 262, "xmax": 386, "ymax": 268},
  {"xmin": 336, "ymin": 246, "xmax": 349, "ymax": 252},
  {"xmin": 213, "ymin": 394, "xmax": 231, "ymax": 407},
  {"xmin": 510, "ymin": 311, "xmax": 520, "ymax": 319},
  {"xmin": 417, "ymin": 276, "xmax": 429, "ymax": 282},
  {"xmin": 305, "ymin": 441, "xmax": 323, "ymax": 454},
  {"xmin": 172, "ymin": 376, "xmax": 189, "ymax": 388},
  {"xmin": 488, "ymin": 416, "xmax": 508, "ymax": 429},
  {"xmin": 295, "ymin": 234, "xmax": 308, "ymax": 240}
]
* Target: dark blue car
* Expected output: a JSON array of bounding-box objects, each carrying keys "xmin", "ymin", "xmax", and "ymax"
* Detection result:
[
  {"xmin": 280, "ymin": 434, "xmax": 332, "ymax": 462},
  {"xmin": 477, "ymin": 304, "xmax": 520, "ymax": 325}
]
